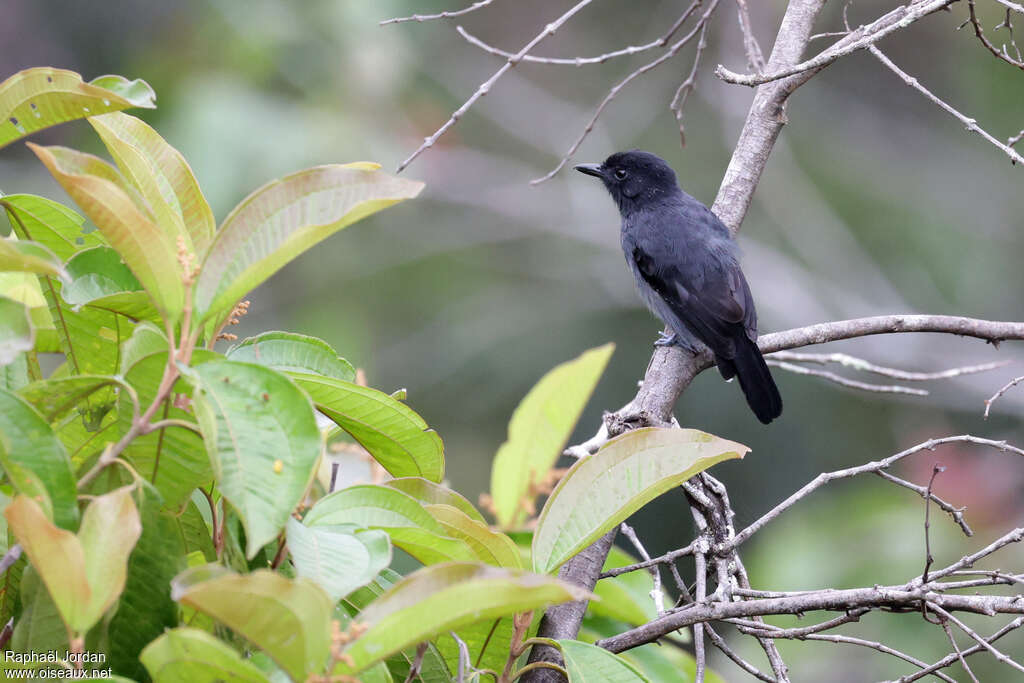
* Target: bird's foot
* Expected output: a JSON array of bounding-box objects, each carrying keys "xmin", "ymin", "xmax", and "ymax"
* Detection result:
[{"xmin": 654, "ymin": 331, "xmax": 680, "ymax": 347}]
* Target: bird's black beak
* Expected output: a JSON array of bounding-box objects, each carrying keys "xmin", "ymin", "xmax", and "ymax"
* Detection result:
[{"xmin": 574, "ymin": 163, "xmax": 603, "ymax": 178}]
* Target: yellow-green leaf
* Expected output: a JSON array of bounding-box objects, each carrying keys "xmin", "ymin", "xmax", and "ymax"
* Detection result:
[
  {"xmin": 90, "ymin": 112, "xmax": 215, "ymax": 253},
  {"xmin": 5, "ymin": 487, "xmax": 142, "ymax": 633},
  {"xmin": 424, "ymin": 504, "xmax": 523, "ymax": 569},
  {"xmin": 141, "ymin": 627, "xmax": 271, "ymax": 683},
  {"xmin": 171, "ymin": 567, "xmax": 331, "ymax": 682},
  {"xmin": 28, "ymin": 142, "xmax": 184, "ymax": 323},
  {"xmin": 491, "ymin": 344, "xmax": 614, "ymax": 529},
  {"xmin": 0, "ymin": 68, "xmax": 154, "ymax": 149},
  {"xmin": 338, "ymin": 562, "xmax": 592, "ymax": 674},
  {"xmin": 0, "ymin": 237, "xmax": 66, "ymax": 280},
  {"xmin": 194, "ymin": 163, "xmax": 423, "ymax": 324},
  {"xmin": 533, "ymin": 428, "xmax": 748, "ymax": 573}
]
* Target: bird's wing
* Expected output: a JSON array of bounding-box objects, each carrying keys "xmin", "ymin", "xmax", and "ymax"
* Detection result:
[{"xmin": 632, "ymin": 242, "xmax": 754, "ymax": 358}]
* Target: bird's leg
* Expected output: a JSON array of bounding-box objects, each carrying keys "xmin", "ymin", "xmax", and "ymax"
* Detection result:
[{"xmin": 654, "ymin": 330, "xmax": 680, "ymax": 347}]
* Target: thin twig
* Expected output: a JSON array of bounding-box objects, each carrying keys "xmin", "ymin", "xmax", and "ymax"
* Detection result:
[
  {"xmin": 894, "ymin": 616, "xmax": 1024, "ymax": 682},
  {"xmin": 692, "ymin": 543, "xmax": 707, "ymax": 683},
  {"xmin": 715, "ymin": 0, "xmax": 956, "ymax": 86},
  {"xmin": 939, "ymin": 618, "xmax": 980, "ymax": 683},
  {"xmin": 984, "ymin": 374, "xmax": 1024, "ymax": 418},
  {"xmin": 380, "ymin": 0, "xmax": 496, "ymax": 25},
  {"xmin": 619, "ymin": 523, "xmax": 666, "ymax": 614},
  {"xmin": 455, "ymin": 4, "xmax": 699, "ymax": 65},
  {"xmin": 869, "ymin": 45, "xmax": 1024, "ymax": 166},
  {"xmin": 729, "ymin": 436, "xmax": 1023, "ymax": 551},
  {"xmin": 875, "ymin": 470, "xmax": 972, "ymax": 536},
  {"xmin": 703, "ymin": 624, "xmax": 774, "ymax": 682},
  {"xmin": 767, "ymin": 360, "xmax": 928, "ymax": 395},
  {"xmin": 734, "ymin": 0, "xmax": 766, "ymax": 71},
  {"xmin": 530, "ymin": 0, "xmax": 721, "ymax": 184},
  {"xmin": 768, "ymin": 352, "xmax": 1009, "ymax": 382},
  {"xmin": 0, "ymin": 544, "xmax": 22, "ymax": 574},
  {"xmin": 966, "ymin": 0, "xmax": 1024, "ymax": 70},
  {"xmin": 930, "ymin": 603, "xmax": 1024, "ymax": 674},
  {"xmin": 396, "ymin": 0, "xmax": 596, "ymax": 173},
  {"xmin": 921, "ymin": 464, "xmax": 945, "ymax": 584},
  {"xmin": 671, "ymin": 17, "xmax": 712, "ymax": 146}
]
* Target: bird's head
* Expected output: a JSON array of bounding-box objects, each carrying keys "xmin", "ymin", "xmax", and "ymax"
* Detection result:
[{"xmin": 574, "ymin": 150, "xmax": 680, "ymax": 214}]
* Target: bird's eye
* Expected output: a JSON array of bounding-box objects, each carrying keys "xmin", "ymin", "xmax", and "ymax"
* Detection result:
[{"xmin": 614, "ymin": 168, "xmax": 627, "ymax": 180}]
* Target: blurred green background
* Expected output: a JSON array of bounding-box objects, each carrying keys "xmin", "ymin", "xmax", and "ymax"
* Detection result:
[{"xmin": 2, "ymin": 0, "xmax": 1023, "ymax": 678}]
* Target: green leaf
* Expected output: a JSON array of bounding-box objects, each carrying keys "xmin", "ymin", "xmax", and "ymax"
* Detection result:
[
  {"xmin": 60, "ymin": 246, "xmax": 160, "ymax": 322},
  {"xmin": 5, "ymin": 487, "xmax": 142, "ymax": 633},
  {"xmin": 29, "ymin": 142, "xmax": 185, "ymax": 323},
  {"xmin": 0, "ymin": 237, "xmax": 66, "ymax": 279},
  {"xmin": 337, "ymin": 562, "xmax": 591, "ymax": 675},
  {"xmin": 194, "ymin": 163, "xmax": 423, "ymax": 324},
  {"xmin": 424, "ymin": 504, "xmax": 523, "ymax": 569},
  {"xmin": 0, "ymin": 296, "xmax": 33, "ymax": 365},
  {"xmin": 141, "ymin": 627, "xmax": 271, "ymax": 683},
  {"xmin": 286, "ymin": 518, "xmax": 391, "ymax": 602},
  {"xmin": 189, "ymin": 360, "xmax": 320, "ymax": 558},
  {"xmin": 108, "ymin": 494, "xmax": 186, "ymax": 680},
  {"xmin": 1, "ymin": 194, "xmax": 98, "ymax": 262},
  {"xmin": 227, "ymin": 331, "xmax": 355, "ymax": 381},
  {"xmin": 290, "ymin": 373, "xmax": 444, "ymax": 482},
  {"xmin": 119, "ymin": 351, "xmax": 215, "ymax": 509},
  {"xmin": 491, "ymin": 344, "xmax": 614, "ymax": 529},
  {"xmin": 120, "ymin": 320, "xmax": 168, "ymax": 373},
  {"xmin": 384, "ymin": 477, "xmax": 486, "ymax": 524},
  {"xmin": 557, "ymin": 639, "xmax": 650, "ymax": 682},
  {"xmin": 18, "ymin": 374, "xmax": 124, "ymax": 423},
  {"xmin": 591, "ymin": 547, "xmax": 662, "ymax": 626},
  {"xmin": 10, "ymin": 566, "xmax": 68, "ymax": 654},
  {"xmin": 304, "ymin": 484, "xmax": 476, "ymax": 566},
  {"xmin": 0, "ymin": 388, "xmax": 78, "ymax": 529},
  {"xmin": 0, "ymin": 67, "xmax": 154, "ymax": 149},
  {"xmin": 171, "ymin": 566, "xmax": 332, "ymax": 682},
  {"xmin": 90, "ymin": 112, "xmax": 215, "ymax": 254},
  {"xmin": 533, "ymin": 427, "xmax": 748, "ymax": 574}
]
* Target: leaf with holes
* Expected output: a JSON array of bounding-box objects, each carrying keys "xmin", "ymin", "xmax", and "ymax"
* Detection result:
[
  {"xmin": 194, "ymin": 163, "xmax": 423, "ymax": 325},
  {"xmin": 189, "ymin": 360, "xmax": 320, "ymax": 557},
  {"xmin": 490, "ymin": 344, "xmax": 614, "ymax": 529},
  {"xmin": 0, "ymin": 194, "xmax": 99, "ymax": 261},
  {"xmin": 0, "ymin": 68, "xmax": 154, "ymax": 149},
  {"xmin": 533, "ymin": 427, "xmax": 748, "ymax": 574},
  {"xmin": 171, "ymin": 566, "xmax": 332, "ymax": 682},
  {"xmin": 290, "ymin": 373, "xmax": 443, "ymax": 482}
]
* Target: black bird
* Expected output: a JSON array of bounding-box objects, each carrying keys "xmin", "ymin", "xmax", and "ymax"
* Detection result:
[{"xmin": 575, "ymin": 150, "xmax": 782, "ymax": 424}]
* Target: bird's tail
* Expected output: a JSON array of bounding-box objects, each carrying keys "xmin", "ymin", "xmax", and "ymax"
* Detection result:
[{"xmin": 719, "ymin": 336, "xmax": 782, "ymax": 425}]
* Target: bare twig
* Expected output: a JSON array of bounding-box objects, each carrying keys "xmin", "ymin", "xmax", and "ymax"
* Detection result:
[
  {"xmin": 734, "ymin": 0, "xmax": 766, "ymax": 71},
  {"xmin": 0, "ymin": 544, "xmax": 22, "ymax": 574},
  {"xmin": 619, "ymin": 523, "xmax": 665, "ymax": 614},
  {"xmin": 599, "ymin": 542, "xmax": 696, "ymax": 579},
  {"xmin": 939, "ymin": 619, "xmax": 980, "ymax": 683},
  {"xmin": 1010, "ymin": 129, "xmax": 1024, "ymax": 147},
  {"xmin": 869, "ymin": 45, "xmax": 1024, "ymax": 165},
  {"xmin": 966, "ymin": 0, "xmax": 1024, "ymax": 70},
  {"xmin": 380, "ymin": 0, "xmax": 496, "ymax": 25},
  {"xmin": 984, "ymin": 374, "xmax": 1024, "ymax": 418},
  {"xmin": 768, "ymin": 351, "xmax": 1009, "ymax": 382},
  {"xmin": 715, "ymin": 0, "xmax": 956, "ymax": 86},
  {"xmin": 671, "ymin": 18, "xmax": 712, "ymax": 146},
  {"xmin": 396, "ymin": 0, "xmax": 596, "ymax": 173},
  {"xmin": 703, "ymin": 624, "xmax": 774, "ymax": 682},
  {"xmin": 728, "ymin": 436, "xmax": 1023, "ymax": 551},
  {"xmin": 875, "ymin": 470, "xmax": 972, "ymax": 536},
  {"xmin": 530, "ymin": 1, "xmax": 721, "ymax": 184},
  {"xmin": 894, "ymin": 616, "xmax": 1024, "ymax": 682},
  {"xmin": 455, "ymin": 4, "xmax": 699, "ymax": 66},
  {"xmin": 930, "ymin": 603, "xmax": 1024, "ymax": 674},
  {"xmin": 767, "ymin": 360, "xmax": 928, "ymax": 395},
  {"xmin": 921, "ymin": 464, "xmax": 945, "ymax": 584},
  {"xmin": 692, "ymin": 542, "xmax": 708, "ymax": 683}
]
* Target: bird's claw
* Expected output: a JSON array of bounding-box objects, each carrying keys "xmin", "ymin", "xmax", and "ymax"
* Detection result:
[{"xmin": 654, "ymin": 331, "xmax": 680, "ymax": 347}]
